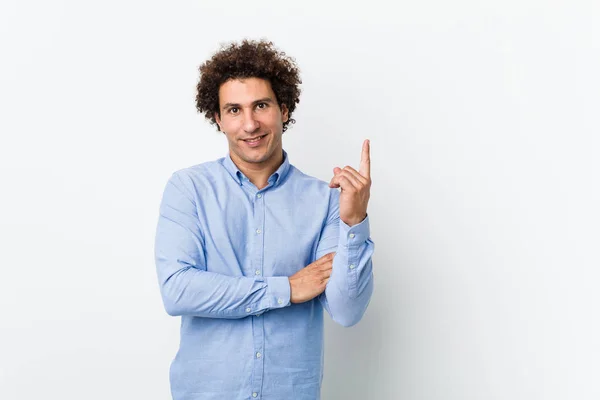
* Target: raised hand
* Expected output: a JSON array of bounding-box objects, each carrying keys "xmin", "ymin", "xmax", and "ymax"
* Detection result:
[{"xmin": 328, "ymin": 139, "xmax": 371, "ymax": 226}]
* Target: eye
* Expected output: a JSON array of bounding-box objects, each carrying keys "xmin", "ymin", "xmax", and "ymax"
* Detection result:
[
  {"xmin": 228, "ymin": 107, "xmax": 239, "ymax": 114},
  {"xmin": 256, "ymin": 102, "xmax": 267, "ymax": 110}
]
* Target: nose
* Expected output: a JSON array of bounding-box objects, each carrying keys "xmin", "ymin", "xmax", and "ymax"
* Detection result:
[{"xmin": 242, "ymin": 109, "xmax": 260, "ymax": 133}]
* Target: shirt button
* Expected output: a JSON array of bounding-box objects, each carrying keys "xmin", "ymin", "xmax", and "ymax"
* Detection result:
[
  {"xmin": 256, "ymin": 352, "xmax": 262, "ymax": 358},
  {"xmin": 256, "ymin": 229, "xmax": 262, "ymax": 234},
  {"xmin": 252, "ymin": 393, "xmax": 258, "ymax": 398},
  {"xmin": 349, "ymin": 233, "xmax": 355, "ymax": 239},
  {"xmin": 256, "ymin": 194, "xmax": 262, "ymax": 198},
  {"xmin": 349, "ymin": 264, "xmax": 356, "ymax": 269},
  {"xmin": 255, "ymin": 270, "xmax": 261, "ymax": 275},
  {"xmin": 277, "ymin": 298, "xmax": 284, "ymax": 305},
  {"xmin": 246, "ymin": 307, "xmax": 251, "ymax": 313}
]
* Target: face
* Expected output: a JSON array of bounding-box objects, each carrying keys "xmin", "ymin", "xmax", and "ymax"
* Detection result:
[{"xmin": 215, "ymin": 77, "xmax": 289, "ymax": 169}]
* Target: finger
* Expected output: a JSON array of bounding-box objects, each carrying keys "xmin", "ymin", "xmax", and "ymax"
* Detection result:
[
  {"xmin": 342, "ymin": 166, "xmax": 369, "ymax": 185},
  {"xmin": 339, "ymin": 168, "xmax": 366, "ymax": 188},
  {"xmin": 329, "ymin": 167, "xmax": 343, "ymax": 188},
  {"xmin": 329, "ymin": 174, "xmax": 339, "ymax": 188},
  {"xmin": 338, "ymin": 170, "xmax": 362, "ymax": 189},
  {"xmin": 359, "ymin": 139, "xmax": 371, "ymax": 178},
  {"xmin": 330, "ymin": 172, "xmax": 358, "ymax": 191},
  {"xmin": 317, "ymin": 252, "xmax": 335, "ymax": 265},
  {"xmin": 321, "ymin": 262, "xmax": 333, "ymax": 271},
  {"xmin": 329, "ymin": 174, "xmax": 341, "ymax": 189},
  {"xmin": 335, "ymin": 175, "xmax": 358, "ymax": 192}
]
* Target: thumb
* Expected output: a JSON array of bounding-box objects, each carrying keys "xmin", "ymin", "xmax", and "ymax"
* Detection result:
[{"xmin": 329, "ymin": 167, "xmax": 342, "ymax": 188}]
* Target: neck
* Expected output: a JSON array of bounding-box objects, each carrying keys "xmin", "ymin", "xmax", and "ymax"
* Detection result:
[{"xmin": 231, "ymin": 149, "xmax": 284, "ymax": 190}]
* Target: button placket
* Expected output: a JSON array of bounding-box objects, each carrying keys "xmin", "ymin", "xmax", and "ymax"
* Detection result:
[{"xmin": 250, "ymin": 186, "xmax": 266, "ymax": 397}]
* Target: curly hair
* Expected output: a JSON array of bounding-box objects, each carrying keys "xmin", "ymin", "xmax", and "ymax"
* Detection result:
[{"xmin": 195, "ymin": 39, "xmax": 302, "ymax": 133}]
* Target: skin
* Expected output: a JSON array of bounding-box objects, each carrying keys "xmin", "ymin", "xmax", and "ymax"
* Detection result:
[
  {"xmin": 215, "ymin": 77, "xmax": 289, "ymax": 190},
  {"xmin": 329, "ymin": 139, "xmax": 371, "ymax": 227},
  {"xmin": 214, "ymin": 77, "xmax": 372, "ymax": 303}
]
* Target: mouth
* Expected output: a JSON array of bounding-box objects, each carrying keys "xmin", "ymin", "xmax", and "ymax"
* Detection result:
[{"xmin": 241, "ymin": 134, "xmax": 268, "ymax": 147}]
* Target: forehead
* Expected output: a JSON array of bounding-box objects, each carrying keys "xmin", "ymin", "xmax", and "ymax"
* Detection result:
[{"xmin": 218, "ymin": 77, "xmax": 275, "ymax": 106}]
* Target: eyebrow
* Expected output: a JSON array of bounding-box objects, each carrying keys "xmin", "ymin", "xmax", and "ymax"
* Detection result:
[{"xmin": 222, "ymin": 97, "xmax": 275, "ymax": 110}]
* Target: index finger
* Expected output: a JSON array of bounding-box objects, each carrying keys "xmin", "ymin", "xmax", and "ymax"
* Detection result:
[
  {"xmin": 317, "ymin": 252, "xmax": 335, "ymax": 263},
  {"xmin": 359, "ymin": 139, "xmax": 370, "ymax": 178}
]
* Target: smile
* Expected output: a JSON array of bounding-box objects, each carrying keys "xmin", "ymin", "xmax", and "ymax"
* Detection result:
[{"xmin": 243, "ymin": 134, "xmax": 267, "ymax": 145}]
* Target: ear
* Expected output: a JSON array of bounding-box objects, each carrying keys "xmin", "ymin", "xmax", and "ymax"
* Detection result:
[
  {"xmin": 214, "ymin": 112, "xmax": 223, "ymax": 131},
  {"xmin": 281, "ymin": 104, "xmax": 289, "ymax": 123}
]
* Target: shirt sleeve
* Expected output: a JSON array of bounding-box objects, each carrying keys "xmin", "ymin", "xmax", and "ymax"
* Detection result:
[
  {"xmin": 316, "ymin": 188, "xmax": 375, "ymax": 327},
  {"xmin": 154, "ymin": 172, "xmax": 291, "ymax": 319}
]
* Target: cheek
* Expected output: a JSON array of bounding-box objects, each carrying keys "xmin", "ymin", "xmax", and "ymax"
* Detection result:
[
  {"xmin": 221, "ymin": 119, "xmax": 240, "ymax": 133},
  {"xmin": 266, "ymin": 111, "xmax": 284, "ymax": 128}
]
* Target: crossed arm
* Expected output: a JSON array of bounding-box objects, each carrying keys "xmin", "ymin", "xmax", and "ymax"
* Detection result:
[{"xmin": 154, "ymin": 173, "xmax": 374, "ymax": 325}]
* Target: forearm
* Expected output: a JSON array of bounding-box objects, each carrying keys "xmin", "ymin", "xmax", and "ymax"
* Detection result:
[
  {"xmin": 155, "ymin": 171, "xmax": 291, "ymax": 319},
  {"xmin": 318, "ymin": 216, "xmax": 374, "ymax": 326},
  {"xmin": 158, "ymin": 262, "xmax": 291, "ymax": 318}
]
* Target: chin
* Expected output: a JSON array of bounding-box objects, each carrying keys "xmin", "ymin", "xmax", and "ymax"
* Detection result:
[
  {"xmin": 248, "ymin": 154, "xmax": 271, "ymax": 164},
  {"xmin": 237, "ymin": 150, "xmax": 265, "ymax": 163}
]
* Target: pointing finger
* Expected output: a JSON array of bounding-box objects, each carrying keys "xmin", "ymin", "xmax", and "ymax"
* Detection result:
[{"xmin": 359, "ymin": 139, "xmax": 371, "ymax": 178}]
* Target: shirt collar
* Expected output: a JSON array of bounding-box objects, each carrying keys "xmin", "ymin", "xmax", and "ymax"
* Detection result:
[{"xmin": 222, "ymin": 149, "xmax": 291, "ymax": 188}]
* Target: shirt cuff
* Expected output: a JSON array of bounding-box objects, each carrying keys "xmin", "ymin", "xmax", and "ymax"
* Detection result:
[
  {"xmin": 339, "ymin": 214, "xmax": 371, "ymax": 248},
  {"xmin": 266, "ymin": 276, "xmax": 291, "ymax": 308}
]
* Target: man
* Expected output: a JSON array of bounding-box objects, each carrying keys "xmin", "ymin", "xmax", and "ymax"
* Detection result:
[{"xmin": 154, "ymin": 39, "xmax": 374, "ymax": 400}]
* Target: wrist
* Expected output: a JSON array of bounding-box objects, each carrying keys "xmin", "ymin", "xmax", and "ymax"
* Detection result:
[
  {"xmin": 342, "ymin": 213, "xmax": 367, "ymax": 227},
  {"xmin": 288, "ymin": 277, "xmax": 296, "ymax": 303}
]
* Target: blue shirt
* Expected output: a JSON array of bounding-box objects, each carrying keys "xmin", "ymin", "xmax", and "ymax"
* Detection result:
[{"xmin": 154, "ymin": 149, "xmax": 374, "ymax": 400}]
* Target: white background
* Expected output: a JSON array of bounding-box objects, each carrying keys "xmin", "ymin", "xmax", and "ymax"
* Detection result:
[{"xmin": 1, "ymin": 1, "xmax": 599, "ymax": 399}]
